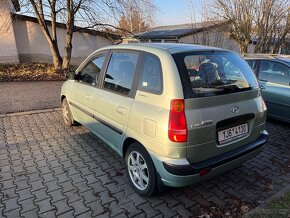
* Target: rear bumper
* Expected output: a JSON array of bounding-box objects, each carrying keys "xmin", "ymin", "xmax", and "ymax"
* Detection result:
[{"xmin": 150, "ymin": 131, "xmax": 268, "ymax": 187}]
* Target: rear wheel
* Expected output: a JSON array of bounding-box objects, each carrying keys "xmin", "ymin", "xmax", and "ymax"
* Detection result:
[
  {"xmin": 125, "ymin": 143, "xmax": 158, "ymax": 197},
  {"xmin": 62, "ymin": 98, "xmax": 75, "ymax": 126}
]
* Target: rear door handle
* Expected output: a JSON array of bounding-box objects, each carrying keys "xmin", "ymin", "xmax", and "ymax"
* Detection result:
[
  {"xmin": 116, "ymin": 106, "xmax": 126, "ymax": 115},
  {"xmin": 85, "ymin": 95, "xmax": 92, "ymax": 100},
  {"xmin": 260, "ymin": 85, "xmax": 265, "ymax": 90}
]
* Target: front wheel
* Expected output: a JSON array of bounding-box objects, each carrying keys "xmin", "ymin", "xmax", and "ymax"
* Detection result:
[
  {"xmin": 125, "ymin": 143, "xmax": 158, "ymax": 197},
  {"xmin": 61, "ymin": 98, "xmax": 75, "ymax": 126}
]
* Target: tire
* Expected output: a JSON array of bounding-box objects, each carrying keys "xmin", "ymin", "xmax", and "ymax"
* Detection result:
[
  {"xmin": 61, "ymin": 98, "xmax": 75, "ymax": 126},
  {"xmin": 125, "ymin": 142, "xmax": 158, "ymax": 197}
]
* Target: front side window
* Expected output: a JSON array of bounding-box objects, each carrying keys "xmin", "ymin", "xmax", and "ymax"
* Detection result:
[
  {"xmin": 173, "ymin": 51, "xmax": 259, "ymax": 98},
  {"xmin": 259, "ymin": 60, "xmax": 290, "ymax": 85},
  {"xmin": 78, "ymin": 55, "xmax": 105, "ymax": 85},
  {"xmin": 138, "ymin": 54, "xmax": 162, "ymax": 94},
  {"xmin": 104, "ymin": 52, "xmax": 139, "ymax": 95}
]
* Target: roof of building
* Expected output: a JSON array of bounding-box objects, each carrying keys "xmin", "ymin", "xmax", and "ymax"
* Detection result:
[
  {"xmin": 135, "ymin": 22, "xmax": 221, "ymax": 40},
  {"xmin": 12, "ymin": 14, "xmax": 121, "ymax": 40}
]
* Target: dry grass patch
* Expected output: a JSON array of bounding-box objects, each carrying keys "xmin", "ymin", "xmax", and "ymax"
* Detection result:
[{"xmin": 0, "ymin": 62, "xmax": 66, "ymax": 82}]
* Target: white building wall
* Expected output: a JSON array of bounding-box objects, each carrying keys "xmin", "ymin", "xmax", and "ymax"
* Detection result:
[
  {"xmin": 0, "ymin": 0, "xmax": 19, "ymax": 63},
  {"xmin": 179, "ymin": 28, "xmax": 240, "ymax": 53},
  {"xmin": 12, "ymin": 19, "xmax": 113, "ymax": 65}
]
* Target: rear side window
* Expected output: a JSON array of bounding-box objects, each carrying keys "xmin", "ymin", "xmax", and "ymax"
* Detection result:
[
  {"xmin": 259, "ymin": 60, "xmax": 290, "ymax": 85},
  {"xmin": 173, "ymin": 52, "xmax": 259, "ymax": 98},
  {"xmin": 138, "ymin": 54, "xmax": 162, "ymax": 94},
  {"xmin": 104, "ymin": 52, "xmax": 139, "ymax": 95}
]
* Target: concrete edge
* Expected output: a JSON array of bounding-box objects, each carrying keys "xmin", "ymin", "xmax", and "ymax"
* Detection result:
[
  {"xmin": 245, "ymin": 184, "xmax": 290, "ymax": 217},
  {"xmin": 0, "ymin": 108, "xmax": 61, "ymax": 117}
]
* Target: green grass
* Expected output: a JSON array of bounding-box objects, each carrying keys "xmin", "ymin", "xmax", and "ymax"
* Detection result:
[{"xmin": 248, "ymin": 191, "xmax": 290, "ymax": 218}]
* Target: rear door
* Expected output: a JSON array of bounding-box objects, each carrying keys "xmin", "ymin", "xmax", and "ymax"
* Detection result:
[
  {"xmin": 257, "ymin": 60, "xmax": 290, "ymax": 122},
  {"xmin": 173, "ymin": 51, "xmax": 265, "ymax": 163},
  {"xmin": 91, "ymin": 50, "xmax": 141, "ymax": 153}
]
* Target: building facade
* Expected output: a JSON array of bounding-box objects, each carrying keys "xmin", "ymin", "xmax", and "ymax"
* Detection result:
[
  {"xmin": 0, "ymin": 0, "xmax": 117, "ymax": 65},
  {"xmin": 132, "ymin": 23, "xmax": 255, "ymax": 53}
]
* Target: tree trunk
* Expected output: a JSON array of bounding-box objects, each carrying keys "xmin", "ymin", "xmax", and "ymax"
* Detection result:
[
  {"xmin": 30, "ymin": 0, "xmax": 63, "ymax": 70},
  {"xmin": 62, "ymin": 35, "xmax": 73, "ymax": 70},
  {"xmin": 239, "ymin": 43, "xmax": 248, "ymax": 53},
  {"xmin": 62, "ymin": 0, "xmax": 74, "ymax": 71},
  {"xmin": 50, "ymin": 42, "xmax": 63, "ymax": 70}
]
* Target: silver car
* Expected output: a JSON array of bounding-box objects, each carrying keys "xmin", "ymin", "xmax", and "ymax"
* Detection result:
[{"xmin": 61, "ymin": 43, "xmax": 268, "ymax": 196}]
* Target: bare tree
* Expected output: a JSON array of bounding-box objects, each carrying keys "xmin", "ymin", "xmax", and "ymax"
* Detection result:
[
  {"xmin": 210, "ymin": 0, "xmax": 257, "ymax": 53},
  {"xmin": 117, "ymin": 0, "xmax": 155, "ymax": 37},
  {"xmin": 210, "ymin": 0, "xmax": 289, "ymax": 54},
  {"xmin": 254, "ymin": 0, "xmax": 289, "ymax": 53},
  {"xmin": 19, "ymin": 0, "xmax": 155, "ymax": 71},
  {"xmin": 272, "ymin": 7, "xmax": 290, "ymax": 53}
]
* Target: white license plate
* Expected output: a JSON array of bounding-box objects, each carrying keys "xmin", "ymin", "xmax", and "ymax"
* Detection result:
[{"xmin": 218, "ymin": 123, "xmax": 248, "ymax": 144}]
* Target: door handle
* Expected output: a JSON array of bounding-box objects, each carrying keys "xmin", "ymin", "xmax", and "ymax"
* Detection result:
[
  {"xmin": 85, "ymin": 95, "xmax": 92, "ymax": 100},
  {"xmin": 116, "ymin": 106, "xmax": 126, "ymax": 115},
  {"xmin": 260, "ymin": 85, "xmax": 265, "ymax": 90}
]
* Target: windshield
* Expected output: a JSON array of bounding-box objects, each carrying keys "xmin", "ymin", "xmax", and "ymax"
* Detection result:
[{"xmin": 173, "ymin": 51, "xmax": 259, "ymax": 98}]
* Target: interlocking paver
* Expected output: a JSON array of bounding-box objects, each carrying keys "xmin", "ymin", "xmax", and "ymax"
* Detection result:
[
  {"xmin": 1, "ymin": 111, "xmax": 290, "ymax": 217},
  {"xmin": 86, "ymin": 200, "xmax": 106, "ymax": 216},
  {"xmin": 4, "ymin": 207, "xmax": 22, "ymax": 218},
  {"xmin": 119, "ymin": 201, "xmax": 143, "ymax": 217},
  {"xmin": 19, "ymin": 197, "xmax": 37, "ymax": 213},
  {"xmin": 107, "ymin": 200, "xmax": 125, "ymax": 217},
  {"xmin": 33, "ymin": 188, "xmax": 50, "ymax": 202},
  {"xmin": 35, "ymin": 198, "xmax": 56, "ymax": 214},
  {"xmin": 69, "ymin": 199, "xmax": 90, "ymax": 216},
  {"xmin": 2, "ymin": 179, "xmax": 15, "ymax": 190},
  {"xmin": 21, "ymin": 208, "xmax": 39, "ymax": 218}
]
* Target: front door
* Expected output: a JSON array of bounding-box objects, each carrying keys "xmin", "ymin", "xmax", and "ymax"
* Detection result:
[
  {"xmin": 68, "ymin": 54, "xmax": 106, "ymax": 130},
  {"xmin": 92, "ymin": 51, "xmax": 140, "ymax": 153}
]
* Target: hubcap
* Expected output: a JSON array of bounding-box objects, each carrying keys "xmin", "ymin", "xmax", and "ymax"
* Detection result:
[
  {"xmin": 127, "ymin": 151, "xmax": 149, "ymax": 191},
  {"xmin": 62, "ymin": 102, "xmax": 69, "ymax": 123}
]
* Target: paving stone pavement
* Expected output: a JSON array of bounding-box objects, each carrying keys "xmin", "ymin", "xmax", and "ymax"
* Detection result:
[{"xmin": 0, "ymin": 111, "xmax": 290, "ymax": 217}]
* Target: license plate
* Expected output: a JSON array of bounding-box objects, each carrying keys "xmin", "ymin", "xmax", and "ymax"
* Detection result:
[{"xmin": 218, "ymin": 123, "xmax": 248, "ymax": 144}]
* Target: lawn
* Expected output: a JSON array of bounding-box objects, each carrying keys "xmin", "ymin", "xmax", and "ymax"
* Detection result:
[{"xmin": 248, "ymin": 191, "xmax": 290, "ymax": 218}]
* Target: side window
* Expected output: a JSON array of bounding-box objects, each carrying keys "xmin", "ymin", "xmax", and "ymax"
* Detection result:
[
  {"xmin": 259, "ymin": 60, "xmax": 290, "ymax": 85},
  {"xmin": 104, "ymin": 52, "xmax": 138, "ymax": 95},
  {"xmin": 78, "ymin": 55, "xmax": 105, "ymax": 85},
  {"xmin": 138, "ymin": 54, "xmax": 163, "ymax": 94}
]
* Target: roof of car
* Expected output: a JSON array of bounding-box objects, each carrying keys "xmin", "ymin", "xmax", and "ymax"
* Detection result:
[
  {"xmin": 99, "ymin": 43, "xmax": 229, "ymax": 54},
  {"xmin": 244, "ymin": 54, "xmax": 290, "ymax": 66}
]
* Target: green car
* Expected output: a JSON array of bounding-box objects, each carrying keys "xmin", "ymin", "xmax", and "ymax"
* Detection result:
[
  {"xmin": 61, "ymin": 43, "xmax": 268, "ymax": 196},
  {"xmin": 245, "ymin": 56, "xmax": 290, "ymax": 123}
]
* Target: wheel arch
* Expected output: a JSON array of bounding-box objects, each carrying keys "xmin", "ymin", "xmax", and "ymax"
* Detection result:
[
  {"xmin": 61, "ymin": 95, "xmax": 66, "ymax": 102},
  {"xmin": 122, "ymin": 137, "xmax": 142, "ymax": 158}
]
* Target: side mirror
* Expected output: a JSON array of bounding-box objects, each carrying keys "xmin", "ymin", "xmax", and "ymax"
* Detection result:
[{"xmin": 66, "ymin": 70, "xmax": 76, "ymax": 80}]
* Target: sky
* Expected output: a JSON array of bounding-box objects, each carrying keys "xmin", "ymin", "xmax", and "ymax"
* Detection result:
[{"xmin": 154, "ymin": 0, "xmax": 204, "ymax": 26}]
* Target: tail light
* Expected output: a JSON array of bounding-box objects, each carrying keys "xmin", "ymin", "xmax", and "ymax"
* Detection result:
[{"xmin": 168, "ymin": 99, "xmax": 188, "ymax": 142}]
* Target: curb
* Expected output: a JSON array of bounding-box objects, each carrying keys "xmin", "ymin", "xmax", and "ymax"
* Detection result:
[
  {"xmin": 245, "ymin": 184, "xmax": 290, "ymax": 217},
  {"xmin": 0, "ymin": 108, "xmax": 61, "ymax": 118}
]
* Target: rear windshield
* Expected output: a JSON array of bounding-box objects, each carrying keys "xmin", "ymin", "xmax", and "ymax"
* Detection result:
[{"xmin": 173, "ymin": 51, "xmax": 259, "ymax": 98}]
